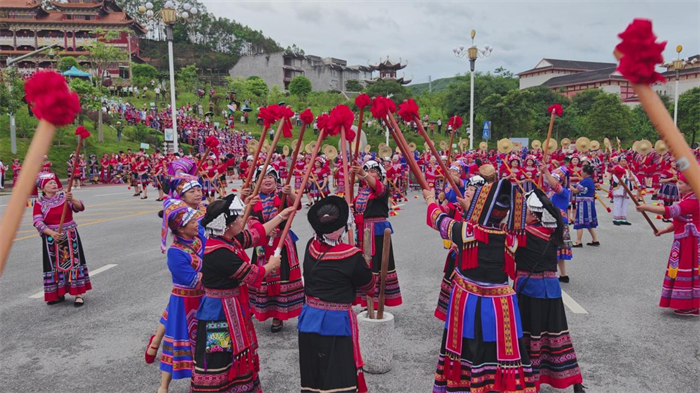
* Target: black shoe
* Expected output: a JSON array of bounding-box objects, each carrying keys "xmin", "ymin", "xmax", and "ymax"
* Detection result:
[
  {"xmin": 621, "ymin": 221, "xmax": 632, "ymax": 225},
  {"xmin": 47, "ymin": 295, "xmax": 66, "ymax": 305},
  {"xmin": 571, "ymin": 243, "xmax": 583, "ymax": 248},
  {"xmin": 574, "ymin": 383, "xmax": 586, "ymax": 393},
  {"xmin": 271, "ymin": 322, "xmax": 283, "ymax": 333},
  {"xmin": 558, "ymin": 276, "xmax": 570, "ymax": 283},
  {"xmin": 587, "ymin": 241, "xmax": 600, "ymax": 246},
  {"xmin": 613, "ymin": 221, "xmax": 621, "ymax": 226},
  {"xmin": 74, "ymin": 296, "xmax": 84, "ymax": 308}
]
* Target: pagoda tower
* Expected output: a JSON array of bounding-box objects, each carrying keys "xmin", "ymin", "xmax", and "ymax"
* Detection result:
[{"xmin": 365, "ymin": 55, "xmax": 412, "ymax": 85}]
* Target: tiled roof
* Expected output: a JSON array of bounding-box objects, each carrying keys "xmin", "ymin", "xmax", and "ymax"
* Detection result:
[
  {"xmin": 542, "ymin": 67, "xmax": 624, "ymax": 87},
  {"xmin": 0, "ymin": 0, "xmax": 41, "ymax": 8},
  {"xmin": 51, "ymin": 1, "xmax": 103, "ymax": 8},
  {"xmin": 541, "ymin": 59, "xmax": 616, "ymax": 70}
]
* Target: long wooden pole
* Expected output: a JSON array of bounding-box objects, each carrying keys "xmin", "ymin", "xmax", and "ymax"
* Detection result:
[
  {"xmin": 539, "ymin": 110, "xmax": 557, "ymax": 188},
  {"xmin": 274, "ymin": 130, "xmax": 326, "ymax": 257},
  {"xmin": 339, "ymin": 126, "xmax": 354, "ymax": 245},
  {"xmin": 409, "ymin": 114, "xmax": 463, "ymax": 198},
  {"xmin": 57, "ymin": 137, "xmax": 85, "ymax": 235},
  {"xmin": 242, "ymin": 126, "xmax": 271, "ymax": 189},
  {"xmin": 349, "ymin": 108, "xmax": 365, "ymax": 201},
  {"xmin": 0, "ymin": 120, "xmax": 56, "ymax": 277},
  {"xmin": 448, "ymin": 127, "xmax": 457, "ymax": 165},
  {"xmin": 614, "ymin": 172, "xmax": 658, "ymax": 233},
  {"xmin": 282, "ymin": 124, "xmax": 307, "ymax": 193},
  {"xmin": 241, "ymin": 120, "xmax": 286, "ymax": 225},
  {"xmin": 376, "ymin": 228, "xmax": 392, "ymax": 320},
  {"xmin": 384, "ymin": 118, "xmax": 428, "ymax": 190}
]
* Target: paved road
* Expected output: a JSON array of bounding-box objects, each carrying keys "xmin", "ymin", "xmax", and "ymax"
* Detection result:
[{"xmin": 0, "ymin": 183, "xmax": 698, "ymax": 393}]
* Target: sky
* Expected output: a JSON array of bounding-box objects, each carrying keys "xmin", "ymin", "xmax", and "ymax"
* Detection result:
[{"xmin": 202, "ymin": 1, "xmax": 700, "ymax": 85}]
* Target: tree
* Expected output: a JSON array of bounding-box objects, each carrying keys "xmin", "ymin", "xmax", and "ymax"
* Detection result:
[
  {"xmin": 444, "ymin": 72, "xmax": 518, "ymax": 118},
  {"xmin": 285, "ymin": 44, "xmax": 305, "ymax": 56},
  {"xmin": 345, "ymin": 79, "xmax": 363, "ymax": 92},
  {"xmin": 177, "ymin": 64, "xmax": 199, "ymax": 93},
  {"xmin": 584, "ymin": 92, "xmax": 633, "ymax": 141},
  {"xmin": 81, "ymin": 29, "xmax": 127, "ymax": 142},
  {"xmin": 494, "ymin": 67, "xmax": 514, "ymax": 78},
  {"xmin": 132, "ymin": 63, "xmax": 159, "ymax": 87},
  {"xmin": 676, "ymin": 87, "xmax": 700, "ymax": 146},
  {"xmin": 363, "ymin": 80, "xmax": 412, "ymax": 106},
  {"xmin": 246, "ymin": 77, "xmax": 269, "ymax": 98},
  {"xmin": 58, "ymin": 56, "xmax": 79, "ymax": 73},
  {"xmin": 288, "ymin": 76, "xmax": 312, "ymax": 97},
  {"xmin": 0, "ymin": 68, "xmax": 26, "ymax": 143},
  {"xmin": 480, "ymin": 89, "xmax": 535, "ymax": 139},
  {"xmin": 570, "ymin": 89, "xmax": 604, "ymax": 114}
]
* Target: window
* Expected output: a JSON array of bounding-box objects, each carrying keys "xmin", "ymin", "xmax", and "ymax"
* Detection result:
[{"xmin": 331, "ymin": 69, "xmax": 338, "ymax": 77}]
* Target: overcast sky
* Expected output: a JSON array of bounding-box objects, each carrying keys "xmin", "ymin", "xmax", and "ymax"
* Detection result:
[{"xmin": 202, "ymin": 1, "xmax": 700, "ymax": 85}]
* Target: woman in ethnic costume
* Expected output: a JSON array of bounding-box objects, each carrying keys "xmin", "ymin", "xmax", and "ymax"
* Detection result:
[
  {"xmin": 349, "ymin": 160, "xmax": 402, "ymax": 307},
  {"xmin": 571, "ymin": 165, "xmax": 599, "ymax": 247},
  {"xmin": 539, "ymin": 163, "xmax": 574, "ymax": 283},
  {"xmin": 33, "ymin": 172, "xmax": 91, "ymax": 307},
  {"xmin": 243, "ymin": 164, "xmax": 304, "ymax": 332},
  {"xmin": 156, "ymin": 199, "xmax": 205, "ymax": 393},
  {"xmin": 424, "ymin": 179, "xmax": 537, "ymax": 393},
  {"xmin": 434, "ymin": 175, "xmax": 485, "ymax": 321},
  {"xmin": 192, "ymin": 195, "xmax": 292, "ymax": 393},
  {"xmin": 145, "ymin": 165, "xmax": 205, "ymax": 365},
  {"xmin": 515, "ymin": 188, "xmax": 584, "ymax": 392},
  {"xmin": 637, "ymin": 172, "xmax": 700, "ymax": 316},
  {"xmin": 298, "ymin": 196, "xmax": 376, "ymax": 393}
]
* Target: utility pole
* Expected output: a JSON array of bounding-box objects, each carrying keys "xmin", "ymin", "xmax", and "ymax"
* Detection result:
[{"xmin": 428, "ymin": 75, "xmax": 432, "ymax": 94}]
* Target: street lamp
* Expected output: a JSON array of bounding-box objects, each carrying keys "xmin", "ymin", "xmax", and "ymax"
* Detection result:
[
  {"xmin": 140, "ymin": 1, "xmax": 198, "ymax": 153},
  {"xmin": 663, "ymin": 45, "xmax": 698, "ymax": 128},
  {"xmin": 454, "ymin": 29, "xmax": 493, "ymax": 150}
]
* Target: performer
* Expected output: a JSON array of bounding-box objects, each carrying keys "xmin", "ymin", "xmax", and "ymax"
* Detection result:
[
  {"xmin": 539, "ymin": 164, "xmax": 574, "ymax": 283},
  {"xmin": 611, "ymin": 157, "xmax": 640, "ymax": 226},
  {"xmin": 136, "ymin": 155, "xmax": 150, "ymax": 200},
  {"xmin": 424, "ymin": 179, "xmax": 536, "ymax": 393},
  {"xmin": 243, "ymin": 165, "xmax": 304, "ymax": 332},
  {"xmin": 434, "ymin": 175, "xmax": 485, "ymax": 321},
  {"xmin": 637, "ymin": 173, "xmax": 700, "ymax": 316},
  {"xmin": 156, "ymin": 199, "xmax": 205, "ymax": 393},
  {"xmin": 298, "ymin": 196, "xmax": 376, "ymax": 393},
  {"xmin": 522, "ymin": 156, "xmax": 538, "ymax": 192},
  {"xmin": 11, "ymin": 158, "xmax": 21, "ymax": 188},
  {"xmin": 42, "ymin": 155, "xmax": 53, "ymax": 173},
  {"xmin": 33, "ymin": 172, "xmax": 91, "ymax": 307},
  {"xmin": 658, "ymin": 161, "xmax": 679, "ymax": 216},
  {"xmin": 192, "ymin": 195, "xmax": 291, "ymax": 393},
  {"xmin": 307, "ymin": 157, "xmax": 328, "ymax": 205},
  {"xmin": 571, "ymin": 165, "xmax": 599, "ymax": 247},
  {"xmin": 515, "ymin": 188, "xmax": 585, "ymax": 392},
  {"xmin": 349, "ymin": 160, "xmax": 402, "ymax": 307}
]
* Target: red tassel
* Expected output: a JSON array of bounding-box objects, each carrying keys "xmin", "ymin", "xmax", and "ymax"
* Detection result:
[
  {"xmin": 357, "ymin": 370, "xmax": 368, "ymax": 393},
  {"xmin": 504, "ymin": 250, "xmax": 516, "ymax": 280},
  {"xmin": 450, "ymin": 356, "xmax": 461, "ymax": 382}
]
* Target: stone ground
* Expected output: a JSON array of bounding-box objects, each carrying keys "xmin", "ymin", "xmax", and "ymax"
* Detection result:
[{"xmin": 0, "ymin": 182, "xmax": 698, "ymax": 393}]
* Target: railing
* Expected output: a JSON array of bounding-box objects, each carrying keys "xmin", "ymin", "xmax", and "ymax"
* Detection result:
[
  {"xmin": 37, "ymin": 36, "xmax": 63, "ymax": 46},
  {"xmin": 15, "ymin": 36, "xmax": 35, "ymax": 46},
  {"xmin": 0, "ymin": 36, "xmax": 13, "ymax": 45}
]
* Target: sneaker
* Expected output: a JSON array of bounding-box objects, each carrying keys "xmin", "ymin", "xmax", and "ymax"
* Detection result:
[{"xmin": 674, "ymin": 309, "xmax": 699, "ymax": 317}]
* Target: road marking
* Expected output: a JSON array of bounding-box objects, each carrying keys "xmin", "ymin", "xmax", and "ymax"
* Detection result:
[
  {"xmin": 29, "ymin": 264, "xmax": 118, "ymax": 298},
  {"xmin": 562, "ymin": 289, "xmax": 588, "ymax": 314},
  {"xmin": 12, "ymin": 209, "xmax": 159, "ymax": 243}
]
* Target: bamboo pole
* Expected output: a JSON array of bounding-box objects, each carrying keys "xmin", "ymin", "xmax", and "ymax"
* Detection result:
[
  {"xmin": 282, "ymin": 122, "xmax": 307, "ymax": 207},
  {"xmin": 0, "ymin": 120, "xmax": 56, "ymax": 276},
  {"xmin": 613, "ymin": 171, "xmax": 658, "ymax": 233},
  {"xmin": 241, "ymin": 119, "xmax": 286, "ymax": 225},
  {"xmin": 383, "ymin": 118, "xmax": 429, "ymax": 190},
  {"xmin": 539, "ymin": 109, "xmax": 557, "ymax": 188},
  {"xmin": 242, "ymin": 127, "xmax": 271, "ymax": 189},
  {"xmin": 376, "ymin": 228, "xmax": 392, "ymax": 320},
  {"xmin": 339, "ymin": 126, "xmax": 354, "ymax": 245},
  {"xmin": 57, "ymin": 136, "xmax": 85, "ymax": 235},
  {"xmin": 349, "ymin": 108, "xmax": 366, "ymax": 201}
]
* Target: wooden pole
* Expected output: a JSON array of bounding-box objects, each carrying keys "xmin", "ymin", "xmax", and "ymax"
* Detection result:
[
  {"xmin": 349, "ymin": 108, "xmax": 365, "ymax": 201},
  {"xmin": 241, "ymin": 119, "xmax": 286, "ymax": 225},
  {"xmin": 339, "ymin": 126, "xmax": 354, "ymax": 245},
  {"xmin": 282, "ymin": 123, "xmax": 307, "ymax": 207},
  {"xmin": 614, "ymin": 172, "xmax": 658, "ymax": 233},
  {"xmin": 540, "ymin": 110, "xmax": 557, "ymax": 188},
  {"xmin": 242, "ymin": 126, "xmax": 270, "ymax": 189},
  {"xmin": 595, "ymin": 194, "xmax": 612, "ymax": 213},
  {"xmin": 363, "ymin": 227, "xmax": 375, "ymax": 320},
  {"xmin": 274, "ymin": 130, "xmax": 326, "ymax": 257},
  {"xmin": 384, "ymin": 119, "xmax": 429, "ymax": 190},
  {"xmin": 376, "ymin": 228, "xmax": 392, "ymax": 320},
  {"xmin": 0, "ymin": 120, "xmax": 56, "ymax": 277},
  {"xmin": 448, "ymin": 127, "xmax": 457, "ymax": 165},
  {"xmin": 57, "ymin": 136, "xmax": 84, "ymax": 235},
  {"xmin": 408, "ymin": 114, "xmax": 463, "ymax": 198}
]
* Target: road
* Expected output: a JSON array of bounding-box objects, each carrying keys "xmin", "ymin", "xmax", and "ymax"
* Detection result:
[{"xmin": 0, "ymin": 183, "xmax": 698, "ymax": 393}]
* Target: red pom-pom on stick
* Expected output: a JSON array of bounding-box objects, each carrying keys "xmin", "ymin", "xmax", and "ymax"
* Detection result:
[
  {"xmin": 355, "ymin": 93, "xmax": 371, "ymax": 109},
  {"xmin": 448, "ymin": 115, "xmax": 463, "ymax": 130},
  {"xmin": 397, "ymin": 98, "xmax": 420, "ymax": 122},
  {"xmin": 615, "ymin": 18, "xmax": 667, "ymax": 85},
  {"xmin": 300, "ymin": 108, "xmax": 314, "ymax": 125},
  {"xmin": 279, "ymin": 106, "xmax": 295, "ymax": 138},
  {"xmin": 205, "ymin": 135, "xmax": 220, "ymax": 148},
  {"xmin": 328, "ymin": 105, "xmax": 355, "ymax": 139},
  {"xmin": 25, "ymin": 71, "xmax": 80, "ymax": 126},
  {"xmin": 75, "ymin": 125, "xmax": 91, "ymax": 139},
  {"xmin": 317, "ymin": 114, "xmax": 330, "ymax": 134},
  {"xmin": 548, "ymin": 104, "xmax": 563, "ymax": 117}
]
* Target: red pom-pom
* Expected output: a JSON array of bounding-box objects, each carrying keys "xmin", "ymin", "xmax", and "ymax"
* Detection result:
[
  {"xmin": 300, "ymin": 108, "xmax": 314, "ymax": 125},
  {"xmin": 385, "ymin": 98, "xmax": 396, "ymax": 114},
  {"xmin": 448, "ymin": 115, "xmax": 463, "ymax": 130},
  {"xmin": 279, "ymin": 107, "xmax": 295, "ymax": 138},
  {"xmin": 355, "ymin": 93, "xmax": 371, "ymax": 109},
  {"xmin": 75, "ymin": 125, "xmax": 91, "ymax": 139},
  {"xmin": 370, "ymin": 96, "xmax": 388, "ymax": 119},
  {"xmin": 205, "ymin": 136, "xmax": 220, "ymax": 148},
  {"xmin": 259, "ymin": 104, "xmax": 281, "ymax": 129},
  {"xmin": 24, "ymin": 71, "xmax": 80, "ymax": 126},
  {"xmin": 397, "ymin": 98, "xmax": 420, "ymax": 122},
  {"xmin": 548, "ymin": 104, "xmax": 563, "ymax": 117},
  {"xmin": 615, "ymin": 19, "xmax": 667, "ymax": 85},
  {"xmin": 317, "ymin": 114, "xmax": 330, "ymax": 134},
  {"xmin": 327, "ymin": 105, "xmax": 355, "ymax": 139},
  {"xmin": 613, "ymin": 165, "xmax": 627, "ymax": 178}
]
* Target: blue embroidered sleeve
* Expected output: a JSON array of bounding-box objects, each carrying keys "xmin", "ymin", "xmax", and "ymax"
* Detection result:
[{"xmin": 167, "ymin": 248, "xmax": 200, "ymax": 288}]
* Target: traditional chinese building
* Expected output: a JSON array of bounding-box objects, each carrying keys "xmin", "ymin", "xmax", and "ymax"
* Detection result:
[
  {"xmin": 365, "ymin": 56, "xmax": 412, "ymax": 85},
  {"xmin": 0, "ymin": 0, "xmax": 146, "ymax": 77},
  {"xmin": 518, "ymin": 57, "xmax": 700, "ymax": 106}
]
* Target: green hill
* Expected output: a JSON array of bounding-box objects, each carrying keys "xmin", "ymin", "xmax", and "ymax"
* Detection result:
[{"xmin": 408, "ymin": 77, "xmax": 457, "ymax": 94}]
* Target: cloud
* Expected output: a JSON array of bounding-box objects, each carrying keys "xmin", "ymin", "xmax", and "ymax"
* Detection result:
[{"xmin": 201, "ymin": 1, "xmax": 700, "ymax": 85}]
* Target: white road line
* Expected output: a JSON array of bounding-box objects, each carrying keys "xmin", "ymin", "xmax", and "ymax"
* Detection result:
[
  {"xmin": 29, "ymin": 264, "xmax": 118, "ymax": 299},
  {"xmin": 561, "ymin": 289, "xmax": 588, "ymax": 314},
  {"xmin": 94, "ymin": 192, "xmax": 129, "ymax": 197}
]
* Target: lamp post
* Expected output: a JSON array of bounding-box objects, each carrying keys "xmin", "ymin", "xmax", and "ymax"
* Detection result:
[
  {"xmin": 454, "ymin": 30, "xmax": 492, "ymax": 151},
  {"xmin": 139, "ymin": 1, "xmax": 198, "ymax": 153}
]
